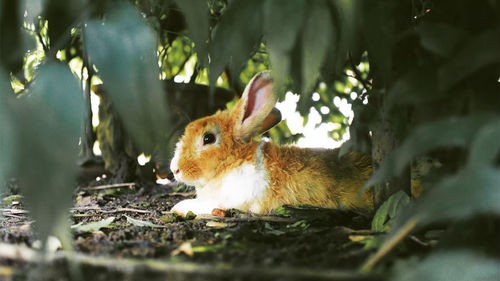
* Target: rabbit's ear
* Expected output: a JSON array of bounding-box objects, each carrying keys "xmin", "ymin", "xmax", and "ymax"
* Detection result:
[{"xmin": 232, "ymin": 71, "xmax": 280, "ymax": 142}]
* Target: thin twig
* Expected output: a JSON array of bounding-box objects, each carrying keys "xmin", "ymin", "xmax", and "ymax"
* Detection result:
[
  {"xmin": 70, "ymin": 206, "xmax": 100, "ymax": 212},
  {"xmin": 348, "ymin": 53, "xmax": 372, "ymax": 97},
  {"xmin": 409, "ymin": 235, "xmax": 431, "ymax": 247},
  {"xmin": 36, "ymin": 31, "xmax": 49, "ymax": 54},
  {"xmin": 2, "ymin": 214, "xmax": 27, "ymax": 219},
  {"xmin": 360, "ymin": 218, "xmax": 419, "ymax": 272},
  {"xmin": 71, "ymin": 206, "xmax": 151, "ymax": 215},
  {"xmin": 1, "ymin": 208, "xmax": 29, "ymax": 215},
  {"xmin": 169, "ymin": 192, "xmax": 196, "ymax": 197},
  {"xmin": 102, "ymin": 208, "xmax": 151, "ymax": 214},
  {"xmin": 84, "ymin": 182, "xmax": 136, "ymax": 190},
  {"xmin": 159, "ymin": 211, "xmax": 296, "ymax": 223}
]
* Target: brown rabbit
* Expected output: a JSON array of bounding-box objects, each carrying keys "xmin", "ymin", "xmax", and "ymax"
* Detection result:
[{"xmin": 170, "ymin": 71, "xmax": 373, "ymax": 216}]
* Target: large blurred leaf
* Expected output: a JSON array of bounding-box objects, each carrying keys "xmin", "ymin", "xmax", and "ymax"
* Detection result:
[
  {"xmin": 391, "ymin": 250, "xmax": 500, "ymax": 281},
  {"xmin": 364, "ymin": 114, "xmax": 496, "ymax": 190},
  {"xmin": 359, "ymin": 0, "xmax": 397, "ymax": 82},
  {"xmin": 13, "ymin": 61, "xmax": 83, "ymax": 244},
  {"xmin": 84, "ymin": 3, "xmax": 170, "ymax": 155},
  {"xmin": 209, "ymin": 0, "xmax": 264, "ymax": 89},
  {"xmin": 387, "ymin": 66, "xmax": 440, "ymax": 107},
  {"xmin": 302, "ymin": 1, "xmax": 333, "ymax": 95},
  {"xmin": 439, "ymin": 28, "xmax": 500, "ymax": 91},
  {"xmin": 0, "ymin": 1, "xmax": 23, "ymax": 75},
  {"xmin": 264, "ymin": 0, "xmax": 305, "ymax": 94},
  {"xmin": 44, "ymin": 0, "xmax": 86, "ymax": 52},
  {"xmin": 399, "ymin": 166, "xmax": 500, "ymax": 227},
  {"xmin": 328, "ymin": 0, "xmax": 361, "ymax": 69},
  {"xmin": 390, "ymin": 120, "xmax": 500, "ymax": 230},
  {"xmin": 175, "ymin": 0, "xmax": 209, "ymax": 66},
  {"xmin": 417, "ymin": 23, "xmax": 466, "ymax": 57},
  {"xmin": 468, "ymin": 119, "xmax": 500, "ymax": 168},
  {"xmin": 0, "ymin": 68, "xmax": 15, "ymax": 195}
]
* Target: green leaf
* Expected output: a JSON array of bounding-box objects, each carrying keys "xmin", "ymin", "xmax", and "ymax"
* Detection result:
[
  {"xmin": 13, "ymin": 61, "xmax": 83, "ymax": 244},
  {"xmin": 29, "ymin": 63, "xmax": 83, "ymax": 135},
  {"xmin": 360, "ymin": 1, "xmax": 397, "ymax": 82},
  {"xmin": 331, "ymin": 0, "xmax": 358, "ymax": 45},
  {"xmin": 126, "ymin": 216, "xmax": 168, "ymax": 228},
  {"xmin": 2, "ymin": 194, "xmax": 23, "ymax": 205},
  {"xmin": 467, "ymin": 119, "xmax": 500, "ymax": 168},
  {"xmin": 209, "ymin": 0, "xmax": 264, "ymax": 88},
  {"xmin": 387, "ymin": 66, "xmax": 441, "ymax": 107},
  {"xmin": 386, "ymin": 121, "xmax": 500, "ymax": 249},
  {"xmin": 302, "ymin": 1, "xmax": 334, "ymax": 94},
  {"xmin": 84, "ymin": 3, "xmax": 170, "ymax": 155},
  {"xmin": 45, "ymin": 0, "xmax": 86, "ymax": 44},
  {"xmin": 329, "ymin": 0, "xmax": 361, "ymax": 68},
  {"xmin": 0, "ymin": 1, "xmax": 23, "ymax": 74},
  {"xmin": 0, "ymin": 68, "xmax": 15, "ymax": 193},
  {"xmin": 395, "ymin": 166, "xmax": 500, "ymax": 229},
  {"xmin": 390, "ymin": 250, "xmax": 500, "ymax": 281},
  {"xmin": 371, "ymin": 201, "xmax": 391, "ymax": 232},
  {"xmin": 439, "ymin": 28, "xmax": 500, "ymax": 91},
  {"xmin": 364, "ymin": 114, "xmax": 496, "ymax": 191},
  {"xmin": 417, "ymin": 23, "xmax": 466, "ymax": 57},
  {"xmin": 175, "ymin": 0, "xmax": 209, "ymax": 66},
  {"xmin": 264, "ymin": 0, "xmax": 305, "ymax": 93},
  {"xmin": 371, "ymin": 191, "xmax": 410, "ymax": 232},
  {"xmin": 72, "ymin": 217, "xmax": 116, "ymax": 233}
]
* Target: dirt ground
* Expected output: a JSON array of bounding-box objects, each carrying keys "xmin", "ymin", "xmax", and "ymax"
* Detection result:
[{"xmin": 0, "ymin": 179, "xmax": 383, "ymax": 281}]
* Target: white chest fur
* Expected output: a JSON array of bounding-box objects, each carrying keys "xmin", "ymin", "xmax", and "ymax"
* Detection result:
[
  {"xmin": 197, "ymin": 162, "xmax": 269, "ymax": 213},
  {"xmin": 171, "ymin": 141, "xmax": 269, "ymax": 215}
]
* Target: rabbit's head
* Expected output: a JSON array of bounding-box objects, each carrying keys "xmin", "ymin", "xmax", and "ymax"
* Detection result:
[{"xmin": 170, "ymin": 71, "xmax": 281, "ymax": 187}]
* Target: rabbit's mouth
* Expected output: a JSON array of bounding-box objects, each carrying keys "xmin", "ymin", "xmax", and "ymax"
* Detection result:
[
  {"xmin": 171, "ymin": 169, "xmax": 183, "ymax": 182},
  {"xmin": 170, "ymin": 169, "xmax": 196, "ymax": 186}
]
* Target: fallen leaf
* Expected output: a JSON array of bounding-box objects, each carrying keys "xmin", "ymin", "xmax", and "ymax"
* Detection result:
[
  {"xmin": 264, "ymin": 223, "xmax": 286, "ymax": 236},
  {"xmin": 125, "ymin": 216, "xmax": 167, "ymax": 228},
  {"xmin": 171, "ymin": 241, "xmax": 194, "ymax": 257},
  {"xmin": 349, "ymin": 235, "xmax": 374, "ymax": 242},
  {"xmin": 206, "ymin": 221, "xmax": 228, "ymax": 228},
  {"xmin": 71, "ymin": 217, "xmax": 115, "ymax": 233},
  {"xmin": 184, "ymin": 211, "xmax": 197, "ymax": 220}
]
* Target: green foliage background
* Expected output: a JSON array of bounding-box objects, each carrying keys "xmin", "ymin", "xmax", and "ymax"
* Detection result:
[{"xmin": 1, "ymin": 0, "xmax": 499, "ymax": 279}]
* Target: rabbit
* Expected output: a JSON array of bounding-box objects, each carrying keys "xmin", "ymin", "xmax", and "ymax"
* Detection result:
[{"xmin": 169, "ymin": 71, "xmax": 373, "ymax": 216}]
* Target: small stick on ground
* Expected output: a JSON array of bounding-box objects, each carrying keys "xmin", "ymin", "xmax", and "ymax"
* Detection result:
[
  {"xmin": 168, "ymin": 192, "xmax": 196, "ymax": 197},
  {"xmin": 84, "ymin": 182, "xmax": 136, "ymax": 191},
  {"xmin": 1, "ymin": 208, "xmax": 29, "ymax": 215},
  {"xmin": 71, "ymin": 207, "xmax": 151, "ymax": 215},
  {"xmin": 360, "ymin": 218, "xmax": 419, "ymax": 272},
  {"xmin": 103, "ymin": 208, "xmax": 151, "ymax": 214}
]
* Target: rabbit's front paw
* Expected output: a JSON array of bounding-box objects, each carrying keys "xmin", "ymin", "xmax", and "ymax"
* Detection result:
[{"xmin": 171, "ymin": 199, "xmax": 217, "ymax": 217}]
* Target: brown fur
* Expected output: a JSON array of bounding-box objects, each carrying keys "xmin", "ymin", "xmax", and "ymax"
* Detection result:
[{"xmin": 262, "ymin": 143, "xmax": 373, "ymax": 212}]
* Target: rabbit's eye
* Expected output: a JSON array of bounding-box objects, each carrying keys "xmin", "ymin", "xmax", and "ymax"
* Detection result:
[{"xmin": 203, "ymin": 133, "xmax": 216, "ymax": 145}]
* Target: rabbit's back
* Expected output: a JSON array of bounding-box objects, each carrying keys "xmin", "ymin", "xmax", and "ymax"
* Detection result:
[{"xmin": 261, "ymin": 142, "xmax": 373, "ymax": 212}]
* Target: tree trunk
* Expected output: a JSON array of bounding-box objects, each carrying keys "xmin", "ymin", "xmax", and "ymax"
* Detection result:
[
  {"xmin": 80, "ymin": 75, "xmax": 96, "ymax": 160},
  {"xmin": 96, "ymin": 91, "xmax": 138, "ymax": 183},
  {"xmin": 371, "ymin": 91, "xmax": 411, "ymax": 210}
]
